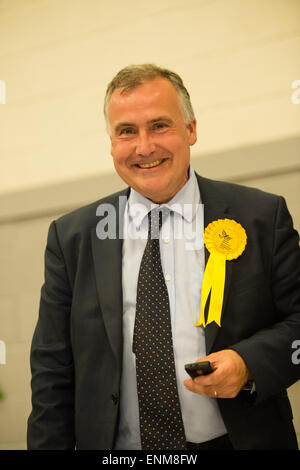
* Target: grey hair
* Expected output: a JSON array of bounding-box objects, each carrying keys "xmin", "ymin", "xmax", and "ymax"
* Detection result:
[{"xmin": 104, "ymin": 63, "xmax": 195, "ymax": 132}]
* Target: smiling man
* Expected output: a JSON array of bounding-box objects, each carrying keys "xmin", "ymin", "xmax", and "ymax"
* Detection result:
[
  {"xmin": 28, "ymin": 64, "xmax": 300, "ymax": 450},
  {"xmin": 108, "ymin": 76, "xmax": 196, "ymax": 204}
]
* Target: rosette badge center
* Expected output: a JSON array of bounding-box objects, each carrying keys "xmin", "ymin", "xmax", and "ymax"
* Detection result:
[{"xmin": 195, "ymin": 219, "xmax": 247, "ymax": 327}]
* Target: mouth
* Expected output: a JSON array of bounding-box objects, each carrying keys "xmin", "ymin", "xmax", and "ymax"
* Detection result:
[{"xmin": 136, "ymin": 159, "xmax": 165, "ymax": 169}]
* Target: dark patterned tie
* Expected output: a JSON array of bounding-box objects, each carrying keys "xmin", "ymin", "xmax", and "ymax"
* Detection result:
[{"xmin": 133, "ymin": 208, "xmax": 186, "ymax": 450}]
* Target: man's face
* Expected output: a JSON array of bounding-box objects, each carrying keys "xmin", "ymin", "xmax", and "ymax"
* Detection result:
[{"xmin": 108, "ymin": 77, "xmax": 197, "ymax": 204}]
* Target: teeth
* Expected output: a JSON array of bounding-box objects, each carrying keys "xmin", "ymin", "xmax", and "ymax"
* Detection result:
[{"xmin": 138, "ymin": 159, "xmax": 163, "ymax": 169}]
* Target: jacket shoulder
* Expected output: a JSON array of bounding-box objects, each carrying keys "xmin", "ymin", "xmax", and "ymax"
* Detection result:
[
  {"xmin": 196, "ymin": 174, "xmax": 281, "ymax": 209},
  {"xmin": 53, "ymin": 187, "xmax": 129, "ymax": 238}
]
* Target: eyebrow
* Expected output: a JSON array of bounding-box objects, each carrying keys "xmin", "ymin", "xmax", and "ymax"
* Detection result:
[
  {"xmin": 148, "ymin": 116, "xmax": 174, "ymax": 125},
  {"xmin": 113, "ymin": 116, "xmax": 174, "ymax": 134},
  {"xmin": 114, "ymin": 122, "xmax": 135, "ymax": 134}
]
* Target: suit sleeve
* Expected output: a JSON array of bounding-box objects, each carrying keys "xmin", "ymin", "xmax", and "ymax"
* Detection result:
[
  {"xmin": 231, "ymin": 196, "xmax": 300, "ymax": 403},
  {"xmin": 27, "ymin": 221, "xmax": 76, "ymax": 449}
]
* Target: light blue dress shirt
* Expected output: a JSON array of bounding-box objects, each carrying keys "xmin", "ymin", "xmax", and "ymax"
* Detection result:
[{"xmin": 114, "ymin": 167, "xmax": 227, "ymax": 450}]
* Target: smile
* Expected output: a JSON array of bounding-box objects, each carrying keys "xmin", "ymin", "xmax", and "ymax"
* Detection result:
[{"xmin": 137, "ymin": 159, "xmax": 164, "ymax": 169}]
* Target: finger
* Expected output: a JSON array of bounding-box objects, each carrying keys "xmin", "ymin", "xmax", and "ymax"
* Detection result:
[
  {"xmin": 184, "ymin": 378, "xmax": 217, "ymax": 397},
  {"xmin": 193, "ymin": 369, "xmax": 220, "ymax": 386}
]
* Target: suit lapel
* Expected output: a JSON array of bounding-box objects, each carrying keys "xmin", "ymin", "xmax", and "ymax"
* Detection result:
[
  {"xmin": 195, "ymin": 174, "xmax": 234, "ymax": 354},
  {"xmin": 91, "ymin": 189, "xmax": 129, "ymax": 373}
]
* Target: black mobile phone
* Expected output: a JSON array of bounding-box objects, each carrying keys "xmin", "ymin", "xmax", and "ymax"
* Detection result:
[{"xmin": 184, "ymin": 361, "xmax": 214, "ymax": 379}]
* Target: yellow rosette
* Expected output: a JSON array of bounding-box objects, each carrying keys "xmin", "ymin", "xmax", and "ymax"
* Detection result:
[{"xmin": 195, "ymin": 219, "xmax": 247, "ymax": 327}]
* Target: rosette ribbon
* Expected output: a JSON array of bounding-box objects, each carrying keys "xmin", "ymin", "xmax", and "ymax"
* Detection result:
[{"xmin": 195, "ymin": 219, "xmax": 247, "ymax": 327}]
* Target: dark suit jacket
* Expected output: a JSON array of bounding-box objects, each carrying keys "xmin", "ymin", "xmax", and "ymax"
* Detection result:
[{"xmin": 27, "ymin": 173, "xmax": 300, "ymax": 450}]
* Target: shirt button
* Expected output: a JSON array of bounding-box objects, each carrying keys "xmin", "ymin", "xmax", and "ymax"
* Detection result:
[
  {"xmin": 165, "ymin": 274, "xmax": 171, "ymax": 282},
  {"xmin": 163, "ymin": 237, "xmax": 170, "ymax": 244}
]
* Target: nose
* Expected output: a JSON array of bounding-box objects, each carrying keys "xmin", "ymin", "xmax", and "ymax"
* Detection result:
[{"xmin": 136, "ymin": 130, "xmax": 155, "ymax": 157}]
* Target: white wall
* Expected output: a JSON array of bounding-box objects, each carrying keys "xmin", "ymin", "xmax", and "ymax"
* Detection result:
[{"xmin": 0, "ymin": 0, "xmax": 299, "ymax": 193}]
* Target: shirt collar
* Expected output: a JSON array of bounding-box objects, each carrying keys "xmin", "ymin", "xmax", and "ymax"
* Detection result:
[{"xmin": 127, "ymin": 166, "xmax": 201, "ymax": 229}]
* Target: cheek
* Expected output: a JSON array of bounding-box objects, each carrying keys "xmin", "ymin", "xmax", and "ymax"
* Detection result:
[
  {"xmin": 162, "ymin": 133, "xmax": 189, "ymax": 154},
  {"xmin": 111, "ymin": 141, "xmax": 136, "ymax": 164},
  {"xmin": 111, "ymin": 144, "xmax": 127, "ymax": 165}
]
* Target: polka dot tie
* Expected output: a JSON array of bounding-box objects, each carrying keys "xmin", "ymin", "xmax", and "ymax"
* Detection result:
[{"xmin": 133, "ymin": 208, "xmax": 186, "ymax": 450}]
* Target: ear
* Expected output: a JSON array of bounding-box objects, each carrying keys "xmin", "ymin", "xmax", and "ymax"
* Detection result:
[
  {"xmin": 109, "ymin": 135, "xmax": 114, "ymax": 157},
  {"xmin": 187, "ymin": 119, "xmax": 197, "ymax": 146}
]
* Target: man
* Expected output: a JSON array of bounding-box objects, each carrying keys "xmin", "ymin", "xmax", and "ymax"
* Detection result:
[{"xmin": 27, "ymin": 64, "xmax": 300, "ymax": 450}]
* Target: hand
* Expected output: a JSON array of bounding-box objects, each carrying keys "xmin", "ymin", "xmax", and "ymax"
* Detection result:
[{"xmin": 184, "ymin": 349, "xmax": 252, "ymax": 398}]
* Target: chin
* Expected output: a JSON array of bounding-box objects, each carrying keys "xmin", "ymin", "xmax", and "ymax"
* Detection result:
[{"xmin": 137, "ymin": 184, "xmax": 167, "ymax": 202}]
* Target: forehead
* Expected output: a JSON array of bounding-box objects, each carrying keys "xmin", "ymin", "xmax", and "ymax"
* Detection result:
[{"xmin": 108, "ymin": 77, "xmax": 182, "ymax": 125}]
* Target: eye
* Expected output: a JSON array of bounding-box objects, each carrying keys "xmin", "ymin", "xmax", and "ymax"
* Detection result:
[
  {"xmin": 118, "ymin": 127, "xmax": 137, "ymax": 137},
  {"xmin": 120, "ymin": 128, "xmax": 134, "ymax": 135},
  {"xmin": 152, "ymin": 122, "xmax": 169, "ymax": 132}
]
